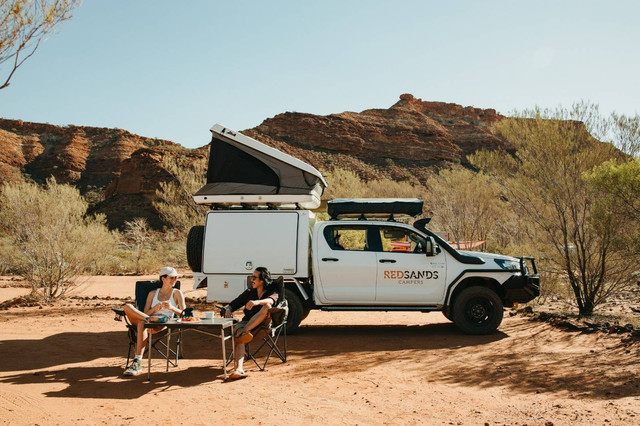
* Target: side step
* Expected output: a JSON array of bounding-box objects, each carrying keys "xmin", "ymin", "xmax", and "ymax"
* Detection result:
[{"xmin": 319, "ymin": 305, "xmax": 442, "ymax": 313}]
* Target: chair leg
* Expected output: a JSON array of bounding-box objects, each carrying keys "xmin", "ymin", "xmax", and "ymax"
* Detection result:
[
  {"xmin": 246, "ymin": 321, "xmax": 288, "ymax": 371},
  {"xmin": 126, "ymin": 341, "xmax": 134, "ymax": 368},
  {"xmin": 244, "ymin": 343, "xmax": 263, "ymax": 371}
]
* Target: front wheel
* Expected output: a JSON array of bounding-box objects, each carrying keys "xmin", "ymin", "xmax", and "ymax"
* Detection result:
[{"xmin": 452, "ymin": 286, "xmax": 503, "ymax": 335}]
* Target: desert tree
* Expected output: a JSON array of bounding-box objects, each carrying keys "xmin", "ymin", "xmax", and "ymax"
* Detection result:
[
  {"xmin": 0, "ymin": 178, "xmax": 115, "ymax": 301},
  {"xmin": 123, "ymin": 217, "xmax": 151, "ymax": 274},
  {"xmin": 1, "ymin": 0, "xmax": 81, "ymax": 90},
  {"xmin": 585, "ymin": 112, "xmax": 640, "ymax": 224},
  {"xmin": 472, "ymin": 103, "xmax": 638, "ymax": 316},
  {"xmin": 426, "ymin": 167, "xmax": 503, "ymax": 250},
  {"xmin": 153, "ymin": 156, "xmax": 209, "ymax": 235}
]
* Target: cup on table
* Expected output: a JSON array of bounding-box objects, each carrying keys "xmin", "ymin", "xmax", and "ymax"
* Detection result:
[{"xmin": 205, "ymin": 311, "xmax": 215, "ymax": 320}]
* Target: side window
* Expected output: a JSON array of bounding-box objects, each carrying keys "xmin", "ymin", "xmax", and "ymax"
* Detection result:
[
  {"xmin": 323, "ymin": 226, "xmax": 369, "ymax": 251},
  {"xmin": 379, "ymin": 226, "xmax": 426, "ymax": 253}
]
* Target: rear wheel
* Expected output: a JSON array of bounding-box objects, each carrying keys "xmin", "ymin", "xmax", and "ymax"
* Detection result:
[
  {"xmin": 186, "ymin": 225, "xmax": 204, "ymax": 272},
  {"xmin": 452, "ymin": 286, "xmax": 503, "ymax": 335},
  {"xmin": 285, "ymin": 288, "xmax": 304, "ymax": 335}
]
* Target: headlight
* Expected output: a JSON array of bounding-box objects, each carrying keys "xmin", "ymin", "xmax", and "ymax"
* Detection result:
[{"xmin": 494, "ymin": 258, "xmax": 520, "ymax": 271}]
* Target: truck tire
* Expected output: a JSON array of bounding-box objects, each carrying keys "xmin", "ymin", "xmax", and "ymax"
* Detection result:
[
  {"xmin": 301, "ymin": 308, "xmax": 311, "ymax": 321},
  {"xmin": 452, "ymin": 286, "xmax": 503, "ymax": 335},
  {"xmin": 186, "ymin": 225, "xmax": 204, "ymax": 272},
  {"xmin": 285, "ymin": 288, "xmax": 304, "ymax": 335},
  {"xmin": 442, "ymin": 307, "xmax": 453, "ymax": 322}
]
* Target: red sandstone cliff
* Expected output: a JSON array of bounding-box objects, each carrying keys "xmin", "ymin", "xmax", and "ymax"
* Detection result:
[{"xmin": 0, "ymin": 95, "xmax": 510, "ymax": 228}]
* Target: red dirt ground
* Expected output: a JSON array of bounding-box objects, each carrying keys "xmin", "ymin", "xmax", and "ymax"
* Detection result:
[{"xmin": 0, "ymin": 276, "xmax": 639, "ymax": 425}]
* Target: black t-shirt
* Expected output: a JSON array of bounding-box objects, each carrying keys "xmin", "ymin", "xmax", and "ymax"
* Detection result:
[{"xmin": 228, "ymin": 285, "xmax": 279, "ymax": 321}]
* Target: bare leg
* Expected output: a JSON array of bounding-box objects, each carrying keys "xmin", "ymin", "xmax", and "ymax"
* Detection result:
[
  {"xmin": 237, "ymin": 305, "xmax": 269, "ymax": 335},
  {"xmin": 124, "ymin": 303, "xmax": 148, "ymax": 322},
  {"xmin": 135, "ymin": 321, "xmax": 149, "ymax": 357},
  {"xmin": 233, "ymin": 305, "xmax": 270, "ymax": 371},
  {"xmin": 124, "ymin": 304, "xmax": 149, "ymax": 357},
  {"xmin": 234, "ymin": 342, "xmax": 246, "ymax": 371}
]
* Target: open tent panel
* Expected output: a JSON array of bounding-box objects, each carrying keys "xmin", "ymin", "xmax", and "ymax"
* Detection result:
[{"xmin": 194, "ymin": 124, "xmax": 328, "ymax": 209}]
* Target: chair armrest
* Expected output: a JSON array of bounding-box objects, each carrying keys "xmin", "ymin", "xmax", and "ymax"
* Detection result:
[
  {"xmin": 112, "ymin": 308, "xmax": 125, "ymax": 316},
  {"xmin": 111, "ymin": 307, "xmax": 133, "ymax": 325}
]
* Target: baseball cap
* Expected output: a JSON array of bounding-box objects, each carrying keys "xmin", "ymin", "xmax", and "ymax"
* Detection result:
[{"xmin": 160, "ymin": 266, "xmax": 180, "ymax": 277}]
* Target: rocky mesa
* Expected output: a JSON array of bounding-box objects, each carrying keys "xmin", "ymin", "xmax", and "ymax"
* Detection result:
[{"xmin": 0, "ymin": 94, "xmax": 510, "ymax": 228}]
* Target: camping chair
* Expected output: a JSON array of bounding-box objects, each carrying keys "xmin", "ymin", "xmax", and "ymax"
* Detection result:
[
  {"xmin": 244, "ymin": 276, "xmax": 288, "ymax": 371},
  {"xmin": 111, "ymin": 280, "xmax": 183, "ymax": 369}
]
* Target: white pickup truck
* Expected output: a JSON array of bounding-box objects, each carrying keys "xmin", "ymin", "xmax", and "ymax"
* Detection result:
[{"xmin": 187, "ymin": 125, "xmax": 540, "ymax": 335}]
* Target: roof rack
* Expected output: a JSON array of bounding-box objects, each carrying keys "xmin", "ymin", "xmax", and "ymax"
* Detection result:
[{"xmin": 327, "ymin": 198, "xmax": 424, "ymax": 220}]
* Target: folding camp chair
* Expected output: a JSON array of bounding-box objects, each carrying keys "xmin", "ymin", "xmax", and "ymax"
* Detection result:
[
  {"xmin": 244, "ymin": 276, "xmax": 288, "ymax": 371},
  {"xmin": 111, "ymin": 280, "xmax": 183, "ymax": 368}
]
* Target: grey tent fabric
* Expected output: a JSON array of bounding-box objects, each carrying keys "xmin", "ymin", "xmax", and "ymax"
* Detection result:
[{"xmin": 194, "ymin": 125, "xmax": 327, "ymax": 203}]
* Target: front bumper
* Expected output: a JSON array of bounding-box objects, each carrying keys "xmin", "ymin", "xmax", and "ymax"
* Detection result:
[{"xmin": 502, "ymin": 257, "xmax": 540, "ymax": 304}]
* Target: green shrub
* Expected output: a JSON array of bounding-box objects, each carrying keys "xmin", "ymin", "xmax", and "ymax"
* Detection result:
[{"xmin": 0, "ymin": 178, "xmax": 117, "ymax": 301}]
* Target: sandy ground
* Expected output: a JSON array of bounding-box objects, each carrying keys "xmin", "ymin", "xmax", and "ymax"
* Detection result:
[{"xmin": 0, "ymin": 276, "xmax": 639, "ymax": 426}]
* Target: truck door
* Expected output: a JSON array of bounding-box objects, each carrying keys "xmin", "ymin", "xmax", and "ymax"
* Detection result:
[
  {"xmin": 314, "ymin": 224, "xmax": 377, "ymax": 302},
  {"xmin": 374, "ymin": 225, "xmax": 447, "ymax": 303}
]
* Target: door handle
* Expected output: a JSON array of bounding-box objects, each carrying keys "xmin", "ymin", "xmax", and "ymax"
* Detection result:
[
  {"xmin": 379, "ymin": 259, "xmax": 397, "ymax": 263},
  {"xmin": 322, "ymin": 258, "xmax": 339, "ymax": 262}
]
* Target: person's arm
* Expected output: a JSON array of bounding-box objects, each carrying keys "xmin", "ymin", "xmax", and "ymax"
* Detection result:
[
  {"xmin": 143, "ymin": 291, "xmax": 156, "ymax": 316},
  {"xmin": 246, "ymin": 290, "xmax": 278, "ymax": 310},
  {"xmin": 224, "ymin": 290, "xmax": 251, "ymax": 318},
  {"xmin": 172, "ymin": 290, "xmax": 186, "ymax": 316}
]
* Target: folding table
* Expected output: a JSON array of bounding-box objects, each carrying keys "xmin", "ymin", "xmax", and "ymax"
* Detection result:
[{"xmin": 145, "ymin": 317, "xmax": 236, "ymax": 380}]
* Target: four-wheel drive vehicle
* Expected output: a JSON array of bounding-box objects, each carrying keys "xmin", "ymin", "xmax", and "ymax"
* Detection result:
[{"xmin": 187, "ymin": 124, "xmax": 540, "ymax": 335}]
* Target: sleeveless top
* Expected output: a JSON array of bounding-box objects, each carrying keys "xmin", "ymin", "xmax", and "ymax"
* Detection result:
[{"xmin": 151, "ymin": 288, "xmax": 178, "ymax": 317}]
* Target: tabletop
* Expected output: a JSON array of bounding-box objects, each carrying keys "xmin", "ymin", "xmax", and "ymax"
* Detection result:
[{"xmin": 144, "ymin": 317, "xmax": 236, "ymax": 329}]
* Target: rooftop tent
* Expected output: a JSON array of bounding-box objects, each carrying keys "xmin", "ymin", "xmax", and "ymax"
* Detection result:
[{"xmin": 193, "ymin": 124, "xmax": 328, "ymax": 209}]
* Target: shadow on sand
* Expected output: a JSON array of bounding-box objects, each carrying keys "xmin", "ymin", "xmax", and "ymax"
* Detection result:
[{"xmin": 1, "ymin": 320, "xmax": 637, "ymax": 400}]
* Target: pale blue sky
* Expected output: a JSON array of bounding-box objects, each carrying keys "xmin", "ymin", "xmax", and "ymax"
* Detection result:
[{"xmin": 1, "ymin": 0, "xmax": 638, "ymax": 148}]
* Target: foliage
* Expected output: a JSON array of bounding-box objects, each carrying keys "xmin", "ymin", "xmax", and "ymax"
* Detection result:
[
  {"xmin": 586, "ymin": 158, "xmax": 640, "ymax": 223},
  {"xmin": 153, "ymin": 156, "xmax": 209, "ymax": 235},
  {"xmin": 0, "ymin": 0, "xmax": 81, "ymax": 90},
  {"xmin": 425, "ymin": 167, "xmax": 503, "ymax": 248},
  {"xmin": 610, "ymin": 112, "xmax": 640, "ymax": 156},
  {"xmin": 322, "ymin": 168, "xmax": 428, "ymax": 200},
  {"xmin": 123, "ymin": 217, "xmax": 151, "ymax": 274},
  {"xmin": 0, "ymin": 178, "xmax": 115, "ymax": 301},
  {"xmin": 472, "ymin": 103, "xmax": 639, "ymax": 316}
]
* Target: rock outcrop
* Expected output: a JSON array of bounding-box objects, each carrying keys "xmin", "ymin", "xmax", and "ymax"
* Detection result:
[
  {"xmin": 254, "ymin": 93, "xmax": 506, "ymax": 162},
  {"xmin": 0, "ymin": 95, "xmax": 510, "ymax": 228}
]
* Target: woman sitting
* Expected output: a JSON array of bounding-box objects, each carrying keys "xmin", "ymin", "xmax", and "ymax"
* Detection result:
[{"xmin": 122, "ymin": 266, "xmax": 186, "ymax": 376}]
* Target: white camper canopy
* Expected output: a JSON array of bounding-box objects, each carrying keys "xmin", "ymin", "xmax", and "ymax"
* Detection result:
[{"xmin": 193, "ymin": 124, "xmax": 328, "ymax": 209}]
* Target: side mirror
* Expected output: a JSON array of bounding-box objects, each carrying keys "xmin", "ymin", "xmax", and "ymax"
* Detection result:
[{"xmin": 425, "ymin": 236, "xmax": 440, "ymax": 256}]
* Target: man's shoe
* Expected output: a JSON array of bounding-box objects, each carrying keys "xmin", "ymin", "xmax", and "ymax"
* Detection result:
[
  {"xmin": 227, "ymin": 369, "xmax": 247, "ymax": 381},
  {"xmin": 235, "ymin": 331, "xmax": 253, "ymax": 344},
  {"xmin": 123, "ymin": 359, "xmax": 142, "ymax": 376}
]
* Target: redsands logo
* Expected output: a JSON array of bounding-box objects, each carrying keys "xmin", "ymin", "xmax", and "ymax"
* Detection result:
[{"xmin": 383, "ymin": 270, "xmax": 439, "ymax": 280}]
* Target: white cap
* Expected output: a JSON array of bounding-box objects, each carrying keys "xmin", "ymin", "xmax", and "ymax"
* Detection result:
[{"xmin": 160, "ymin": 266, "xmax": 180, "ymax": 277}]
